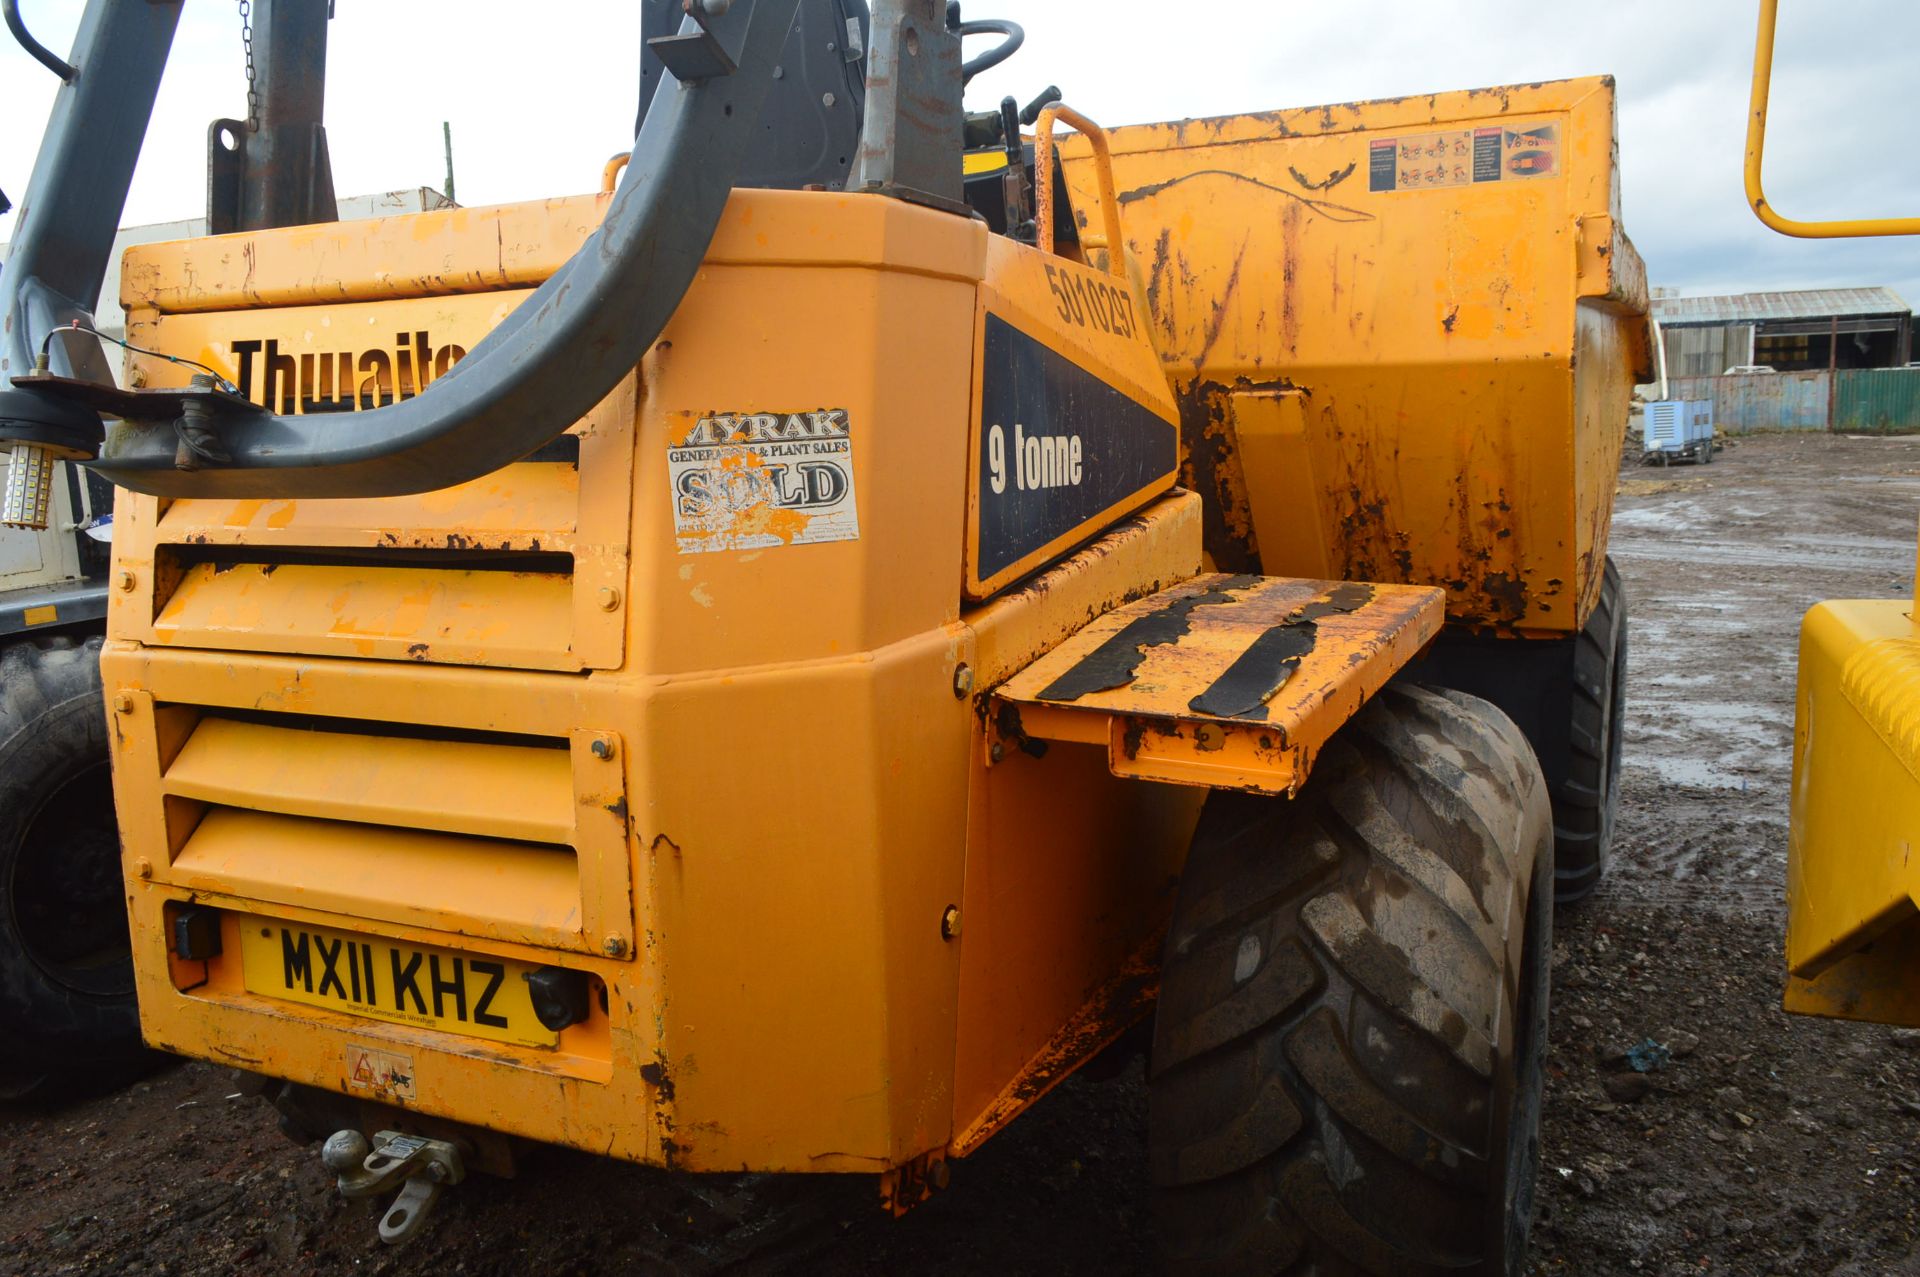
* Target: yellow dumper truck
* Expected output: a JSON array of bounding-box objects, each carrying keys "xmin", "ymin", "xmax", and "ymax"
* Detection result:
[{"xmin": 0, "ymin": 1, "xmax": 1645, "ymax": 1271}]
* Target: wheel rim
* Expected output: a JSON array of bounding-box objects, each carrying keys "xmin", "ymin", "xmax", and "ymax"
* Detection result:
[{"xmin": 7, "ymin": 760, "xmax": 134, "ymax": 999}]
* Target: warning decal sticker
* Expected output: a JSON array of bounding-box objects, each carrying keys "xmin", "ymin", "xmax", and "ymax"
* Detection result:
[
  {"xmin": 668, "ymin": 410, "xmax": 860, "ymax": 555},
  {"xmin": 1368, "ymin": 122, "xmax": 1560, "ymax": 193},
  {"xmin": 345, "ymin": 1043, "xmax": 417, "ymax": 1102}
]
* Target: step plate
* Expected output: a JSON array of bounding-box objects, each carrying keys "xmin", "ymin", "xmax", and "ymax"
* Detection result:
[{"xmin": 992, "ymin": 573, "xmax": 1444, "ymax": 795}]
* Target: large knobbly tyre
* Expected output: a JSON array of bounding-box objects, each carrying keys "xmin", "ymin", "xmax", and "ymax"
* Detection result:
[
  {"xmin": 1150, "ymin": 685, "xmax": 1553, "ymax": 1276},
  {"xmin": 1553, "ymin": 557, "xmax": 1626, "ymax": 903},
  {"xmin": 0, "ymin": 636, "xmax": 149, "ymax": 1101}
]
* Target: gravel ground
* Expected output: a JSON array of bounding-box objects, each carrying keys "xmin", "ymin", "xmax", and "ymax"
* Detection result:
[{"xmin": 6, "ymin": 432, "xmax": 1920, "ymax": 1276}]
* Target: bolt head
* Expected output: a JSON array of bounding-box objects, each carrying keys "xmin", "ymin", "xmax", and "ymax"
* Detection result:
[
  {"xmin": 603, "ymin": 936, "xmax": 629, "ymax": 958},
  {"xmin": 941, "ymin": 905, "xmax": 961, "ymax": 940},
  {"xmin": 135, "ymin": 858, "xmax": 153, "ymax": 880},
  {"xmin": 112, "ymin": 692, "xmax": 134, "ymax": 715},
  {"xmin": 590, "ymin": 735, "xmax": 617, "ymax": 761},
  {"xmin": 989, "ymin": 742, "xmax": 1005, "ymax": 764},
  {"xmin": 952, "ymin": 664, "xmax": 974, "ymax": 699},
  {"xmin": 115, "ymin": 570, "xmax": 136, "ymax": 592},
  {"xmin": 597, "ymin": 586, "xmax": 622, "ymax": 612}
]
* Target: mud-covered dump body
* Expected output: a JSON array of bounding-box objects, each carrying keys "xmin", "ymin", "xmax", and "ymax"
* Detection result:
[{"xmin": 1062, "ymin": 76, "xmax": 1649, "ymax": 636}]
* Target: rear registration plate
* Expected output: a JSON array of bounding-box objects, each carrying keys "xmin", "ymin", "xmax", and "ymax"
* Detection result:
[{"xmin": 239, "ymin": 919, "xmax": 558, "ymax": 1049}]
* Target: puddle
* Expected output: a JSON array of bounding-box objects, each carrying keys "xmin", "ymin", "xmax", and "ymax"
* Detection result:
[{"xmin": 1624, "ymin": 755, "xmax": 1755, "ymax": 790}]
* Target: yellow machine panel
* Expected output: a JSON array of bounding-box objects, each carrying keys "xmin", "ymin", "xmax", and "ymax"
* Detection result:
[
  {"xmin": 104, "ymin": 188, "xmax": 1215, "ymax": 1176},
  {"xmin": 1785, "ymin": 587, "xmax": 1920, "ymax": 1027},
  {"xmin": 1061, "ymin": 77, "xmax": 1650, "ymax": 635}
]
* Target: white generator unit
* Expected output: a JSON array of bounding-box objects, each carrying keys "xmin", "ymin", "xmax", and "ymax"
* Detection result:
[{"xmin": 1643, "ymin": 399, "xmax": 1716, "ymax": 465}]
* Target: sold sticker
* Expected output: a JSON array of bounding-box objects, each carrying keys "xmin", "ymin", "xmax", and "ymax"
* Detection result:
[{"xmin": 667, "ymin": 410, "xmax": 860, "ymax": 555}]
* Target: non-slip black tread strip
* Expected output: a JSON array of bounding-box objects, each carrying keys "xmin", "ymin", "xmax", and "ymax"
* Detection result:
[
  {"xmin": 1038, "ymin": 574, "xmax": 1261, "ymax": 701},
  {"xmin": 1188, "ymin": 583, "xmax": 1377, "ymax": 720}
]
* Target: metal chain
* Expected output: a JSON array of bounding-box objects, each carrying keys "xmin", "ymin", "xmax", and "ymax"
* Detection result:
[{"xmin": 238, "ymin": 0, "xmax": 260, "ymax": 133}]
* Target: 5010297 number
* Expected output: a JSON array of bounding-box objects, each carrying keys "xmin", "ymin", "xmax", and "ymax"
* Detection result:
[{"xmin": 1044, "ymin": 262, "xmax": 1137, "ymax": 339}]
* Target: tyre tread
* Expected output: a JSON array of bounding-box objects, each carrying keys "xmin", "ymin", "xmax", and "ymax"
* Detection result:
[{"xmin": 1152, "ymin": 685, "xmax": 1552, "ymax": 1276}]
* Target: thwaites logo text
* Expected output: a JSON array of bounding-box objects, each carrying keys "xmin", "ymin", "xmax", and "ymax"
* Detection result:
[{"xmin": 227, "ymin": 332, "xmax": 468, "ymax": 412}]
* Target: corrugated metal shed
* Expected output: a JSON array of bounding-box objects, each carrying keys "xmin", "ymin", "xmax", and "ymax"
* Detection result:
[{"xmin": 1652, "ymin": 287, "xmax": 1910, "ymax": 327}]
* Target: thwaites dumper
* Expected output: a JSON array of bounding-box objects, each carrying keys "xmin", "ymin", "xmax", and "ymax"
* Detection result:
[{"xmin": 0, "ymin": 1, "xmax": 1641, "ymax": 1271}]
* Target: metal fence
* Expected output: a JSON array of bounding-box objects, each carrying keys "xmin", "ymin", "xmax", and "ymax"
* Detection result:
[
  {"xmin": 1666, "ymin": 372, "xmax": 1831, "ymax": 431},
  {"xmin": 1834, "ymin": 369, "xmax": 1920, "ymax": 434},
  {"xmin": 1661, "ymin": 369, "xmax": 1920, "ymax": 434}
]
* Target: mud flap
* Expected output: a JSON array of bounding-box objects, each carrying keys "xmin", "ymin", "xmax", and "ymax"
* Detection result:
[{"xmin": 991, "ymin": 573, "xmax": 1443, "ymax": 795}]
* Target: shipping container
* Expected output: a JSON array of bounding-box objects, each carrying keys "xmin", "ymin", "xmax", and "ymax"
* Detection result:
[{"xmin": 1833, "ymin": 368, "xmax": 1920, "ymax": 434}]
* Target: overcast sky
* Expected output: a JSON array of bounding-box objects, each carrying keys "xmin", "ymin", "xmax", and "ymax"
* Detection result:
[{"xmin": 3, "ymin": 0, "xmax": 1917, "ymax": 306}]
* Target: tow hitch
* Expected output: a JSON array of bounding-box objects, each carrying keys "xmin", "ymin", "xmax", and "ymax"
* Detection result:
[{"xmin": 322, "ymin": 1129, "xmax": 465, "ymax": 1245}]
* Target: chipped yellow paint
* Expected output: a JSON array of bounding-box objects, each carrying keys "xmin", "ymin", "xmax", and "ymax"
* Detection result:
[
  {"xmin": 994, "ymin": 573, "xmax": 1443, "ymax": 795},
  {"xmin": 1060, "ymin": 76, "xmax": 1649, "ymax": 635},
  {"xmin": 108, "ymin": 191, "xmax": 1005, "ymax": 1175}
]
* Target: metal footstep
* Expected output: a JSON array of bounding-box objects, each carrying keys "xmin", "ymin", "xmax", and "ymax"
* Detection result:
[{"xmin": 322, "ymin": 1129, "xmax": 465, "ymax": 1245}]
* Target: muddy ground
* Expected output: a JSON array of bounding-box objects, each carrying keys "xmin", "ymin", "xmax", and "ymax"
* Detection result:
[{"xmin": 7, "ymin": 432, "xmax": 1920, "ymax": 1276}]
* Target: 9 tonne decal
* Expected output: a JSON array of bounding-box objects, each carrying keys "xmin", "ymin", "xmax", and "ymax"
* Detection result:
[{"xmin": 974, "ymin": 313, "xmax": 1178, "ymax": 585}]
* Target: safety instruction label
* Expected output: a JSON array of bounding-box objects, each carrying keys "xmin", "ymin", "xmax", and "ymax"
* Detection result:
[
  {"xmin": 1368, "ymin": 122, "xmax": 1560, "ymax": 192},
  {"xmin": 667, "ymin": 410, "xmax": 861, "ymax": 554},
  {"xmin": 345, "ymin": 1044, "xmax": 416, "ymax": 1102}
]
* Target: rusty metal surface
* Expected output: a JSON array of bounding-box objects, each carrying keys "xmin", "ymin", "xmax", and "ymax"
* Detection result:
[
  {"xmin": 950, "ymin": 932, "xmax": 1161, "ymax": 1157},
  {"xmin": 1032, "ymin": 104, "xmax": 1125, "ymax": 276},
  {"xmin": 1060, "ymin": 77, "xmax": 1648, "ymax": 636},
  {"xmin": 1666, "ymin": 372, "xmax": 1828, "ymax": 432},
  {"xmin": 994, "ymin": 573, "xmax": 1444, "ymax": 794},
  {"xmin": 205, "ymin": 0, "xmax": 337, "ymax": 236}
]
